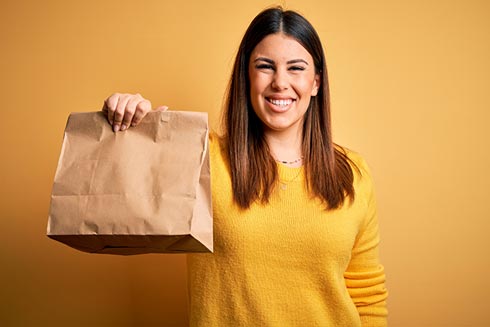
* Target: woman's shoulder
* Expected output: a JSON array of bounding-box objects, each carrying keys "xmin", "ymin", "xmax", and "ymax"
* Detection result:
[
  {"xmin": 209, "ymin": 131, "xmax": 226, "ymax": 150},
  {"xmin": 208, "ymin": 131, "xmax": 221, "ymax": 144},
  {"xmin": 334, "ymin": 144, "xmax": 375, "ymax": 193},
  {"xmin": 335, "ymin": 144, "xmax": 370, "ymax": 172}
]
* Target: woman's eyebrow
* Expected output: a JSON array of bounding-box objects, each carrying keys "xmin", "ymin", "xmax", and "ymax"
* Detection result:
[
  {"xmin": 253, "ymin": 57, "xmax": 309, "ymax": 65},
  {"xmin": 254, "ymin": 57, "xmax": 274, "ymax": 64},
  {"xmin": 287, "ymin": 59, "xmax": 308, "ymax": 65}
]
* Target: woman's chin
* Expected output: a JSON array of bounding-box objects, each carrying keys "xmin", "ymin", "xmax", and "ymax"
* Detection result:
[{"xmin": 262, "ymin": 119, "xmax": 301, "ymax": 134}]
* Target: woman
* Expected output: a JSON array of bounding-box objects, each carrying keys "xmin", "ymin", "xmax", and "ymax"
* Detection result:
[{"xmin": 103, "ymin": 7, "xmax": 388, "ymax": 326}]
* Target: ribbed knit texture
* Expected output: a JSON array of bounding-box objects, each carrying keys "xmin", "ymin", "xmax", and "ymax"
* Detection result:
[{"xmin": 188, "ymin": 134, "xmax": 388, "ymax": 326}]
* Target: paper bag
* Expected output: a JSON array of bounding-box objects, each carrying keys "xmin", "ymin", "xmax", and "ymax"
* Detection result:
[{"xmin": 47, "ymin": 111, "xmax": 213, "ymax": 254}]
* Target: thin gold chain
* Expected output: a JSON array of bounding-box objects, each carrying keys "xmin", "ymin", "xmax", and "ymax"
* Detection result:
[{"xmin": 279, "ymin": 168, "xmax": 303, "ymax": 190}]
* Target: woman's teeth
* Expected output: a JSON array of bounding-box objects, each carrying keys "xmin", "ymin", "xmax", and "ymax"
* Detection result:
[{"xmin": 268, "ymin": 98, "xmax": 293, "ymax": 107}]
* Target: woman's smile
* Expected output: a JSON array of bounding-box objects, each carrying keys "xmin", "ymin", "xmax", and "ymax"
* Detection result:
[{"xmin": 266, "ymin": 97, "xmax": 296, "ymax": 112}]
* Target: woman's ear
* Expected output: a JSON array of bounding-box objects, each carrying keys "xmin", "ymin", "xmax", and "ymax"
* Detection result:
[{"xmin": 311, "ymin": 74, "xmax": 321, "ymax": 96}]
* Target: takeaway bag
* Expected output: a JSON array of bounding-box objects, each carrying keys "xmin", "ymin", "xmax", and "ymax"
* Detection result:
[{"xmin": 47, "ymin": 111, "xmax": 213, "ymax": 254}]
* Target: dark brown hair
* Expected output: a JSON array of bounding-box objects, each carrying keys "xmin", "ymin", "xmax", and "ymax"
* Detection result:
[{"xmin": 223, "ymin": 7, "xmax": 357, "ymax": 209}]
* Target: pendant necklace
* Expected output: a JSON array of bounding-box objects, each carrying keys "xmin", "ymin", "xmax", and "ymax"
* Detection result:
[
  {"xmin": 278, "ymin": 166, "xmax": 303, "ymax": 190},
  {"xmin": 274, "ymin": 155, "xmax": 304, "ymax": 190}
]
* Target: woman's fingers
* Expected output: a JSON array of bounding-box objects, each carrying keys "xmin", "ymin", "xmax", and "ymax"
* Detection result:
[
  {"xmin": 102, "ymin": 93, "xmax": 155, "ymax": 132},
  {"xmin": 121, "ymin": 95, "xmax": 140, "ymax": 131},
  {"xmin": 103, "ymin": 93, "xmax": 122, "ymax": 126},
  {"xmin": 130, "ymin": 98, "xmax": 153, "ymax": 127},
  {"xmin": 154, "ymin": 105, "xmax": 169, "ymax": 112},
  {"xmin": 114, "ymin": 94, "xmax": 134, "ymax": 132}
]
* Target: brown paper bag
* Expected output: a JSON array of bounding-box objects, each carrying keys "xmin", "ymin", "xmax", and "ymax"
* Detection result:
[{"xmin": 47, "ymin": 111, "xmax": 213, "ymax": 254}]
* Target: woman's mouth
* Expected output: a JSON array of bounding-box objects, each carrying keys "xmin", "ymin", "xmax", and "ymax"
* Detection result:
[
  {"xmin": 266, "ymin": 97, "xmax": 295, "ymax": 112},
  {"xmin": 267, "ymin": 98, "xmax": 294, "ymax": 106}
]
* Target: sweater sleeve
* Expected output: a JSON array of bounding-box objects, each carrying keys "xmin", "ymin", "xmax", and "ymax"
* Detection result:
[{"xmin": 344, "ymin": 158, "xmax": 388, "ymax": 327}]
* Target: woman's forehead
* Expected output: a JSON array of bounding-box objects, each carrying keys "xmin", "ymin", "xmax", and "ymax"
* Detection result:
[{"xmin": 251, "ymin": 33, "xmax": 312, "ymax": 63}]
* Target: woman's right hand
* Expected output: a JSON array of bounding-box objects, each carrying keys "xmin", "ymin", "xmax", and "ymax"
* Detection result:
[{"xmin": 102, "ymin": 93, "xmax": 168, "ymax": 132}]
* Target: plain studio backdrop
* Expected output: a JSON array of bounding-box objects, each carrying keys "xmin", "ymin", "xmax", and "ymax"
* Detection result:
[{"xmin": 1, "ymin": 0, "xmax": 488, "ymax": 326}]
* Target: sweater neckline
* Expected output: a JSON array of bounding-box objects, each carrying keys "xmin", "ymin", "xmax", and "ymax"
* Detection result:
[{"xmin": 277, "ymin": 163, "xmax": 304, "ymax": 181}]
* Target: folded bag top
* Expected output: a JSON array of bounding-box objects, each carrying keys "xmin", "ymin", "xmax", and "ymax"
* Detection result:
[{"xmin": 47, "ymin": 111, "xmax": 213, "ymax": 254}]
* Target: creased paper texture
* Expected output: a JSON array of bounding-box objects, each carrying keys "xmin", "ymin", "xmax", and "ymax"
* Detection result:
[{"xmin": 47, "ymin": 111, "xmax": 213, "ymax": 254}]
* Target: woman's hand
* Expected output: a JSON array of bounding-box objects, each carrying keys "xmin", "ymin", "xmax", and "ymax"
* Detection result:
[{"xmin": 102, "ymin": 93, "xmax": 168, "ymax": 132}]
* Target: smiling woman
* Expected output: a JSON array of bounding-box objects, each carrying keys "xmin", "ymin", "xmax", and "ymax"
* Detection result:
[
  {"xmin": 248, "ymin": 33, "xmax": 320, "ymax": 136},
  {"xmin": 223, "ymin": 8, "xmax": 355, "ymax": 211},
  {"xmin": 101, "ymin": 6, "xmax": 388, "ymax": 326}
]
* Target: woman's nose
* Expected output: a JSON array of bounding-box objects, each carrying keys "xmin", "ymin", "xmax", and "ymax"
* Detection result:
[{"xmin": 271, "ymin": 69, "xmax": 289, "ymax": 90}]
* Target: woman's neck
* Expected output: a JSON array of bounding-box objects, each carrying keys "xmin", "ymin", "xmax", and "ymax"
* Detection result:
[{"xmin": 264, "ymin": 127, "xmax": 303, "ymax": 167}]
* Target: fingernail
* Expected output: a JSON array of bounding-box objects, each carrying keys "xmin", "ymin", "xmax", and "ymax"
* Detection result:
[
  {"xmin": 121, "ymin": 124, "xmax": 127, "ymax": 131},
  {"xmin": 113, "ymin": 125, "xmax": 120, "ymax": 132}
]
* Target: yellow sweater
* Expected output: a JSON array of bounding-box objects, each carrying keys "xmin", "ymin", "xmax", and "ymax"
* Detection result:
[{"xmin": 188, "ymin": 135, "xmax": 388, "ymax": 326}]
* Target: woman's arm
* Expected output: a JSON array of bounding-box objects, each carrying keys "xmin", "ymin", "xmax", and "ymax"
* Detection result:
[{"xmin": 344, "ymin": 158, "xmax": 388, "ymax": 326}]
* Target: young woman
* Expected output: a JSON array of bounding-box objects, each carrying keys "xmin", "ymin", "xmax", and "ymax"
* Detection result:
[{"xmin": 103, "ymin": 7, "xmax": 388, "ymax": 326}]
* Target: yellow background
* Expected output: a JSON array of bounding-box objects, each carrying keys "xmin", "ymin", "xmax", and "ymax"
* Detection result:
[{"xmin": 1, "ymin": 0, "xmax": 489, "ymax": 326}]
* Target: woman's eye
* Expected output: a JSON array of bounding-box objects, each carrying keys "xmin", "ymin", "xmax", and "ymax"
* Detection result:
[
  {"xmin": 289, "ymin": 66, "xmax": 305, "ymax": 71},
  {"xmin": 256, "ymin": 64, "xmax": 274, "ymax": 70}
]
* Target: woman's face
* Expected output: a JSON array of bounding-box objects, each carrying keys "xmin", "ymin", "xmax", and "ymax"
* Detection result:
[{"xmin": 248, "ymin": 33, "xmax": 320, "ymax": 134}]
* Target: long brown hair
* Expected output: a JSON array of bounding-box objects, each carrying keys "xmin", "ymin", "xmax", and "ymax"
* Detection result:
[{"xmin": 223, "ymin": 7, "xmax": 357, "ymax": 210}]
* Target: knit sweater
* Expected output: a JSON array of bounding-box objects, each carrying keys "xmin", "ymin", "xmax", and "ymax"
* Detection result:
[{"xmin": 187, "ymin": 135, "xmax": 388, "ymax": 326}]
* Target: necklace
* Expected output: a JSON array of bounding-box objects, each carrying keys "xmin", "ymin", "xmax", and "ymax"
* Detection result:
[
  {"xmin": 274, "ymin": 156, "xmax": 304, "ymax": 165},
  {"xmin": 279, "ymin": 167, "xmax": 303, "ymax": 190}
]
